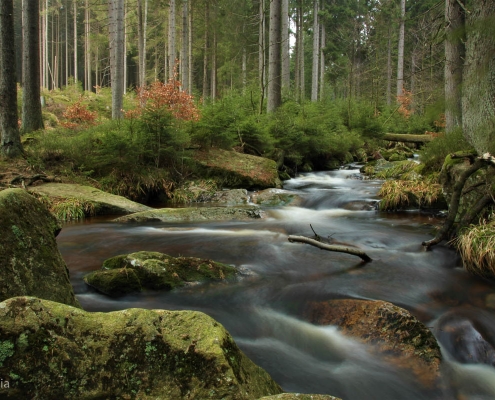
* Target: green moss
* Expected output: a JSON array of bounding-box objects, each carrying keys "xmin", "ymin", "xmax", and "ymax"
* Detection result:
[
  {"xmin": 84, "ymin": 268, "xmax": 142, "ymax": 297},
  {"xmin": 0, "ymin": 341, "xmax": 14, "ymax": 367}
]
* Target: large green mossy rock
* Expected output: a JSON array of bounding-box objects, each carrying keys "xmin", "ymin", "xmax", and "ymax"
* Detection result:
[
  {"xmin": 251, "ymin": 189, "xmax": 302, "ymax": 207},
  {"xmin": 29, "ymin": 183, "xmax": 152, "ymax": 215},
  {"xmin": 114, "ymin": 205, "xmax": 265, "ymax": 223},
  {"xmin": 84, "ymin": 251, "xmax": 238, "ymax": 296},
  {"xmin": 0, "ymin": 189, "xmax": 80, "ymax": 308},
  {"xmin": 304, "ymin": 299, "xmax": 441, "ymax": 389},
  {"xmin": 0, "ymin": 296, "xmax": 282, "ymax": 399},
  {"xmin": 195, "ymin": 149, "xmax": 282, "ymax": 189}
]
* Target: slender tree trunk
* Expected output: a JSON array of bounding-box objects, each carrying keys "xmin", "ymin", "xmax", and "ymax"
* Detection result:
[
  {"xmin": 319, "ymin": 18, "xmax": 325, "ymax": 101},
  {"xmin": 202, "ymin": 1, "xmax": 209, "ymax": 100},
  {"xmin": 187, "ymin": 0, "xmax": 193, "ymax": 94},
  {"xmin": 168, "ymin": 0, "xmax": 176, "ymax": 79},
  {"xmin": 259, "ymin": 0, "xmax": 266, "ymax": 102},
  {"xmin": 281, "ymin": 0, "xmax": 289, "ymax": 92},
  {"xmin": 297, "ymin": 0, "xmax": 305, "ymax": 101},
  {"xmin": 73, "ymin": 0, "xmax": 77, "ymax": 82},
  {"xmin": 137, "ymin": 0, "xmax": 144, "ymax": 86},
  {"xmin": 84, "ymin": 0, "xmax": 91, "ymax": 91},
  {"xmin": 181, "ymin": 0, "xmax": 188, "ymax": 91},
  {"xmin": 143, "ymin": 0, "xmax": 148, "ymax": 83},
  {"xmin": 445, "ymin": 0, "xmax": 465, "ymax": 133},
  {"xmin": 242, "ymin": 44, "xmax": 247, "ymax": 92},
  {"xmin": 108, "ymin": 0, "xmax": 124, "ymax": 119},
  {"xmin": 65, "ymin": 0, "xmax": 69, "ymax": 86},
  {"xmin": 123, "ymin": 0, "xmax": 127, "ymax": 93},
  {"xmin": 211, "ymin": 24, "xmax": 217, "ymax": 100},
  {"xmin": 267, "ymin": 0, "xmax": 281, "ymax": 112},
  {"xmin": 311, "ymin": 0, "xmax": 319, "ymax": 101},
  {"xmin": 22, "ymin": 0, "xmax": 44, "ymax": 133},
  {"xmin": 0, "ymin": 0, "xmax": 23, "ymax": 157},
  {"xmin": 44, "ymin": 0, "xmax": 48, "ymax": 89},
  {"xmin": 396, "ymin": 0, "xmax": 405, "ymax": 97},
  {"xmin": 386, "ymin": 28, "xmax": 392, "ymax": 105}
]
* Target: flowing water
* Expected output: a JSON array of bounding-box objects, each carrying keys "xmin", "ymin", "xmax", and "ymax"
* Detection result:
[{"xmin": 57, "ymin": 166, "xmax": 495, "ymax": 400}]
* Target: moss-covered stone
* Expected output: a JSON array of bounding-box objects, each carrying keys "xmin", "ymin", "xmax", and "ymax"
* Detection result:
[
  {"xmin": 195, "ymin": 149, "xmax": 282, "ymax": 189},
  {"xmin": 0, "ymin": 296, "xmax": 283, "ymax": 399},
  {"xmin": 113, "ymin": 206, "xmax": 265, "ymax": 223},
  {"xmin": 0, "ymin": 189, "xmax": 80, "ymax": 308},
  {"xmin": 29, "ymin": 183, "xmax": 152, "ymax": 215},
  {"xmin": 84, "ymin": 251, "xmax": 238, "ymax": 296},
  {"xmin": 304, "ymin": 299, "xmax": 441, "ymax": 389}
]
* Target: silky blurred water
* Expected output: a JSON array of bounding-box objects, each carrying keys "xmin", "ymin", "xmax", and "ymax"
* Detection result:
[{"xmin": 57, "ymin": 166, "xmax": 495, "ymax": 400}]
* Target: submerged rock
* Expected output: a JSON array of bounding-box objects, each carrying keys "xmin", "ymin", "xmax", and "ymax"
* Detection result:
[
  {"xmin": 195, "ymin": 149, "xmax": 282, "ymax": 189},
  {"xmin": 0, "ymin": 296, "xmax": 282, "ymax": 399},
  {"xmin": 84, "ymin": 251, "xmax": 237, "ymax": 296},
  {"xmin": 29, "ymin": 183, "xmax": 152, "ymax": 215},
  {"xmin": 114, "ymin": 205, "xmax": 265, "ymax": 223},
  {"xmin": 251, "ymin": 189, "xmax": 302, "ymax": 207},
  {"xmin": 0, "ymin": 189, "xmax": 80, "ymax": 307},
  {"xmin": 304, "ymin": 299, "xmax": 441, "ymax": 388}
]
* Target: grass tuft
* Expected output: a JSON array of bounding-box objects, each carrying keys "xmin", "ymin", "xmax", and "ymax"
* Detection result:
[{"xmin": 454, "ymin": 216, "xmax": 495, "ymax": 279}]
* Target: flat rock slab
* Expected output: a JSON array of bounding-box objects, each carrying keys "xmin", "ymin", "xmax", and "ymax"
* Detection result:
[
  {"xmin": 29, "ymin": 183, "xmax": 152, "ymax": 215},
  {"xmin": 251, "ymin": 189, "xmax": 302, "ymax": 207},
  {"xmin": 0, "ymin": 297, "xmax": 282, "ymax": 399},
  {"xmin": 114, "ymin": 206, "xmax": 265, "ymax": 223},
  {"xmin": 259, "ymin": 394, "xmax": 342, "ymax": 400},
  {"xmin": 304, "ymin": 299, "xmax": 441, "ymax": 389}
]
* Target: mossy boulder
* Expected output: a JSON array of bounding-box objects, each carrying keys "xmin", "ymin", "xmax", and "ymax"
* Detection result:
[
  {"xmin": 195, "ymin": 149, "xmax": 282, "ymax": 189},
  {"xmin": 29, "ymin": 183, "xmax": 152, "ymax": 215},
  {"xmin": 0, "ymin": 189, "xmax": 80, "ymax": 308},
  {"xmin": 84, "ymin": 251, "xmax": 238, "ymax": 296},
  {"xmin": 251, "ymin": 189, "xmax": 302, "ymax": 207},
  {"xmin": 114, "ymin": 206, "xmax": 265, "ymax": 223},
  {"xmin": 210, "ymin": 189, "xmax": 250, "ymax": 205},
  {"xmin": 259, "ymin": 395, "xmax": 341, "ymax": 400},
  {"xmin": 304, "ymin": 299, "xmax": 441, "ymax": 388},
  {"xmin": 0, "ymin": 296, "xmax": 282, "ymax": 399}
]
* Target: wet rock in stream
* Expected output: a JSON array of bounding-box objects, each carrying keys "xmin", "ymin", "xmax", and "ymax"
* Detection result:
[
  {"xmin": 304, "ymin": 299, "xmax": 442, "ymax": 389},
  {"xmin": 84, "ymin": 251, "xmax": 238, "ymax": 297}
]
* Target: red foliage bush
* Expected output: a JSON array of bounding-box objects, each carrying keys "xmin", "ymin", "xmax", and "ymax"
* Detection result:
[{"xmin": 60, "ymin": 100, "xmax": 97, "ymax": 129}]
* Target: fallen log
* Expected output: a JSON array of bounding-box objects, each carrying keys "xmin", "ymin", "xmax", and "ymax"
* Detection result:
[
  {"xmin": 383, "ymin": 133, "xmax": 434, "ymax": 143},
  {"xmin": 288, "ymin": 235, "xmax": 372, "ymax": 262}
]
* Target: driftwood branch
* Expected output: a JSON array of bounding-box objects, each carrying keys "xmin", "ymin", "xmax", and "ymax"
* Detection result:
[{"xmin": 288, "ymin": 235, "xmax": 372, "ymax": 262}]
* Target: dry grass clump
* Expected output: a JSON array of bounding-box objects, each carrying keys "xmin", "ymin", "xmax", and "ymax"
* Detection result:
[
  {"xmin": 455, "ymin": 217, "xmax": 495, "ymax": 279},
  {"xmin": 375, "ymin": 160, "xmax": 418, "ymax": 179},
  {"xmin": 378, "ymin": 178, "xmax": 442, "ymax": 211}
]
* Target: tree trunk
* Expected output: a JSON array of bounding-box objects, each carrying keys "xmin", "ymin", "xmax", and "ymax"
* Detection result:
[
  {"xmin": 281, "ymin": 0, "xmax": 289, "ymax": 92},
  {"xmin": 73, "ymin": 0, "xmax": 77, "ymax": 83},
  {"xmin": 137, "ymin": 0, "xmax": 144, "ymax": 86},
  {"xmin": 319, "ymin": 18, "xmax": 325, "ymax": 101},
  {"xmin": 396, "ymin": 0, "xmax": 405, "ymax": 97},
  {"xmin": 445, "ymin": 0, "xmax": 465, "ymax": 134},
  {"xmin": 462, "ymin": 0, "xmax": 495, "ymax": 155},
  {"xmin": 311, "ymin": 0, "xmax": 319, "ymax": 102},
  {"xmin": 187, "ymin": 0, "xmax": 193, "ymax": 94},
  {"xmin": 0, "ymin": 0, "xmax": 23, "ymax": 157},
  {"xmin": 22, "ymin": 0, "xmax": 44, "ymax": 133},
  {"xmin": 259, "ymin": 0, "xmax": 266, "ymax": 105},
  {"xmin": 85, "ymin": 0, "xmax": 91, "ymax": 91},
  {"xmin": 202, "ymin": 1, "xmax": 209, "ymax": 100},
  {"xmin": 168, "ymin": 0, "xmax": 176, "ymax": 79},
  {"xmin": 267, "ymin": 0, "xmax": 282, "ymax": 112},
  {"xmin": 108, "ymin": 0, "xmax": 124, "ymax": 119},
  {"xmin": 181, "ymin": 0, "xmax": 188, "ymax": 91},
  {"xmin": 386, "ymin": 28, "xmax": 392, "ymax": 105}
]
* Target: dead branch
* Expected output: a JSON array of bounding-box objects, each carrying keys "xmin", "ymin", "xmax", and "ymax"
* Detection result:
[{"xmin": 288, "ymin": 235, "xmax": 372, "ymax": 262}]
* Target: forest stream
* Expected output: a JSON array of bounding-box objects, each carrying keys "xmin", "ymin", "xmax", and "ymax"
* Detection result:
[{"xmin": 57, "ymin": 166, "xmax": 495, "ymax": 400}]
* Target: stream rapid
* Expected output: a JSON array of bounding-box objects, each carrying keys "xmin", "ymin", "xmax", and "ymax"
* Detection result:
[{"xmin": 57, "ymin": 166, "xmax": 495, "ymax": 400}]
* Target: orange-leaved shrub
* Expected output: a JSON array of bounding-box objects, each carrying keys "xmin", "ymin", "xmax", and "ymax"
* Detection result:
[{"xmin": 60, "ymin": 100, "xmax": 97, "ymax": 129}]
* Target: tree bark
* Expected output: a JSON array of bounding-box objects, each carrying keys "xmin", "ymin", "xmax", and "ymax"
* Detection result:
[
  {"xmin": 21, "ymin": 0, "xmax": 44, "ymax": 133},
  {"xmin": 461, "ymin": 0, "xmax": 495, "ymax": 155},
  {"xmin": 259, "ymin": 0, "xmax": 266, "ymax": 107},
  {"xmin": 168, "ymin": 0, "xmax": 176, "ymax": 79},
  {"xmin": 396, "ymin": 0, "xmax": 405, "ymax": 97},
  {"xmin": 108, "ymin": 0, "xmax": 124, "ymax": 119},
  {"xmin": 181, "ymin": 0, "xmax": 188, "ymax": 91},
  {"xmin": 73, "ymin": 0, "xmax": 77, "ymax": 83},
  {"xmin": 311, "ymin": 0, "xmax": 319, "ymax": 102},
  {"xmin": 267, "ymin": 0, "xmax": 281, "ymax": 112},
  {"xmin": 0, "ymin": 0, "xmax": 23, "ymax": 157},
  {"xmin": 288, "ymin": 235, "xmax": 372, "ymax": 262},
  {"xmin": 281, "ymin": 0, "xmax": 289, "ymax": 92},
  {"xmin": 319, "ymin": 16, "xmax": 325, "ymax": 101},
  {"xmin": 445, "ymin": 0, "xmax": 465, "ymax": 134}
]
